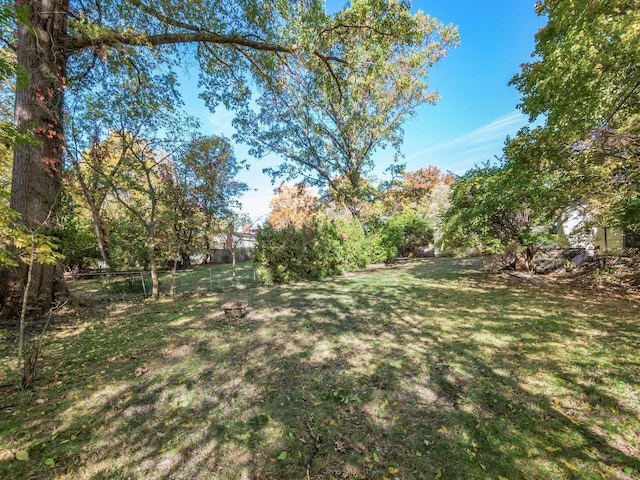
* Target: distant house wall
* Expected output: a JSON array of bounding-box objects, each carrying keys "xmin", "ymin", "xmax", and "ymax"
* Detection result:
[
  {"xmin": 559, "ymin": 206, "xmax": 630, "ymax": 251},
  {"xmin": 591, "ymin": 227, "xmax": 625, "ymax": 251}
]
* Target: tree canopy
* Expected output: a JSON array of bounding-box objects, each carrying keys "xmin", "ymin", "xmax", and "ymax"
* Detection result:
[
  {"xmin": 2, "ymin": 0, "xmax": 457, "ymax": 315},
  {"xmin": 509, "ymin": 1, "xmax": 639, "ymax": 231},
  {"xmin": 234, "ymin": 0, "xmax": 458, "ymax": 215}
]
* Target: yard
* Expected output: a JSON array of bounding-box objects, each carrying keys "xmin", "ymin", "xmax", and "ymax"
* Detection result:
[{"xmin": 1, "ymin": 258, "xmax": 639, "ymax": 479}]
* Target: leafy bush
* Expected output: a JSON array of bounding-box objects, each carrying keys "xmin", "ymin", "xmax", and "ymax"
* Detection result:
[
  {"xmin": 254, "ymin": 220, "xmax": 343, "ymax": 285},
  {"xmin": 254, "ymin": 216, "xmax": 401, "ymax": 285}
]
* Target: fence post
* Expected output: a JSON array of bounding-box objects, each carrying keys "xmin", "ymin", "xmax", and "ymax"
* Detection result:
[{"xmin": 140, "ymin": 272, "xmax": 147, "ymax": 297}]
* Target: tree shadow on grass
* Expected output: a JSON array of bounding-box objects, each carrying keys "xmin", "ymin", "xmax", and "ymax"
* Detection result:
[{"xmin": 1, "ymin": 258, "xmax": 638, "ymax": 479}]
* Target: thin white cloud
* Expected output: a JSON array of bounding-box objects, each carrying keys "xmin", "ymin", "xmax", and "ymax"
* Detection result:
[
  {"xmin": 206, "ymin": 107, "xmax": 236, "ymax": 138},
  {"xmin": 406, "ymin": 111, "xmax": 529, "ymax": 174}
]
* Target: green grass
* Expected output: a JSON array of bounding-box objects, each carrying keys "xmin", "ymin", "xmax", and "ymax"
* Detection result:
[
  {"xmin": 1, "ymin": 258, "xmax": 639, "ymax": 479},
  {"xmin": 66, "ymin": 262, "xmax": 257, "ymax": 301}
]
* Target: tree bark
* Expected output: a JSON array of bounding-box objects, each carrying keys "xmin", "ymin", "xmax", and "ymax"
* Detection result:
[
  {"xmin": 1, "ymin": 0, "xmax": 69, "ymax": 318},
  {"xmin": 148, "ymin": 238, "xmax": 159, "ymax": 300}
]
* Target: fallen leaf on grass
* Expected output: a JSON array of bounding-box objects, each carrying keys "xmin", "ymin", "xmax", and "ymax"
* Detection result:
[
  {"xmin": 15, "ymin": 450, "xmax": 29, "ymax": 461},
  {"xmin": 277, "ymin": 451, "xmax": 287, "ymax": 460},
  {"xmin": 373, "ymin": 452, "xmax": 380, "ymax": 463},
  {"xmin": 45, "ymin": 457, "xmax": 55, "ymax": 467},
  {"xmin": 437, "ymin": 426, "xmax": 448, "ymax": 434},
  {"xmin": 388, "ymin": 466, "xmax": 398, "ymax": 474},
  {"xmin": 545, "ymin": 446, "xmax": 562, "ymax": 452},
  {"xmin": 562, "ymin": 460, "xmax": 579, "ymax": 472}
]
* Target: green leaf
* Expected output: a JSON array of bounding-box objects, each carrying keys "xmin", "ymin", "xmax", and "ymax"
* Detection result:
[
  {"xmin": 15, "ymin": 450, "xmax": 29, "ymax": 461},
  {"xmin": 373, "ymin": 452, "xmax": 380, "ymax": 463},
  {"xmin": 277, "ymin": 451, "xmax": 287, "ymax": 460},
  {"xmin": 44, "ymin": 457, "xmax": 55, "ymax": 467}
]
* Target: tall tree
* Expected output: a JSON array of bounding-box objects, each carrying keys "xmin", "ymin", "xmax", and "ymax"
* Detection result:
[
  {"xmin": 381, "ymin": 165, "xmax": 454, "ymax": 214},
  {"xmin": 235, "ymin": 0, "xmax": 458, "ymax": 216},
  {"xmin": 165, "ymin": 135, "xmax": 247, "ymax": 266},
  {"xmin": 66, "ymin": 65, "xmax": 197, "ymax": 270},
  {"xmin": 267, "ymin": 183, "xmax": 319, "ymax": 229},
  {"xmin": 509, "ymin": 1, "xmax": 640, "ymax": 228},
  {"xmin": 440, "ymin": 150, "xmax": 566, "ymax": 272},
  {"xmin": 2, "ymin": 0, "xmax": 432, "ymax": 316}
]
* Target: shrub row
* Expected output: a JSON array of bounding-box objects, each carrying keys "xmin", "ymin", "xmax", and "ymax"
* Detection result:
[{"xmin": 254, "ymin": 214, "xmax": 432, "ymax": 285}]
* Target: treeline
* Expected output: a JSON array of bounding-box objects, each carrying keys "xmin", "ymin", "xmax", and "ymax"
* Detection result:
[
  {"xmin": 440, "ymin": 1, "xmax": 640, "ymax": 269},
  {"xmin": 255, "ymin": 168, "xmax": 453, "ymax": 284},
  {"xmin": 61, "ymin": 132, "xmax": 248, "ymax": 299}
]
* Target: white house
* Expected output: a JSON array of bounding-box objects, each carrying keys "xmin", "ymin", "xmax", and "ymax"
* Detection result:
[{"xmin": 558, "ymin": 206, "xmax": 636, "ymax": 252}]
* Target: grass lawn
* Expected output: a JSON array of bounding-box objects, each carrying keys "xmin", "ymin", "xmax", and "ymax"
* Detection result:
[
  {"xmin": 66, "ymin": 262, "xmax": 257, "ymax": 302},
  {"xmin": 1, "ymin": 258, "xmax": 639, "ymax": 479}
]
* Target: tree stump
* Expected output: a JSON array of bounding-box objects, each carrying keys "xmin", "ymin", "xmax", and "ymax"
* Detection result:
[{"xmin": 221, "ymin": 302, "xmax": 248, "ymax": 318}]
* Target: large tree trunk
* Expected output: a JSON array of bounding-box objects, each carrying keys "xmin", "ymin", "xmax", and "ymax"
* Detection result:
[{"xmin": 0, "ymin": 0, "xmax": 69, "ymax": 318}]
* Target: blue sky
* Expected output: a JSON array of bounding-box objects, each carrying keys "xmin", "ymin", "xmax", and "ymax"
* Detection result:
[{"xmin": 179, "ymin": 1, "xmax": 546, "ymax": 223}]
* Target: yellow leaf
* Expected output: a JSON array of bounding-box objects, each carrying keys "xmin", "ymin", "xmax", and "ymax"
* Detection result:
[
  {"xmin": 527, "ymin": 450, "xmax": 535, "ymax": 458},
  {"xmin": 437, "ymin": 426, "xmax": 449, "ymax": 434},
  {"xmin": 329, "ymin": 419, "xmax": 336, "ymax": 425},
  {"xmin": 563, "ymin": 460, "xmax": 579, "ymax": 472},
  {"xmin": 435, "ymin": 468, "xmax": 442, "ymax": 478},
  {"xmin": 388, "ymin": 466, "xmax": 399, "ymax": 474},
  {"xmin": 545, "ymin": 446, "xmax": 561, "ymax": 452}
]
